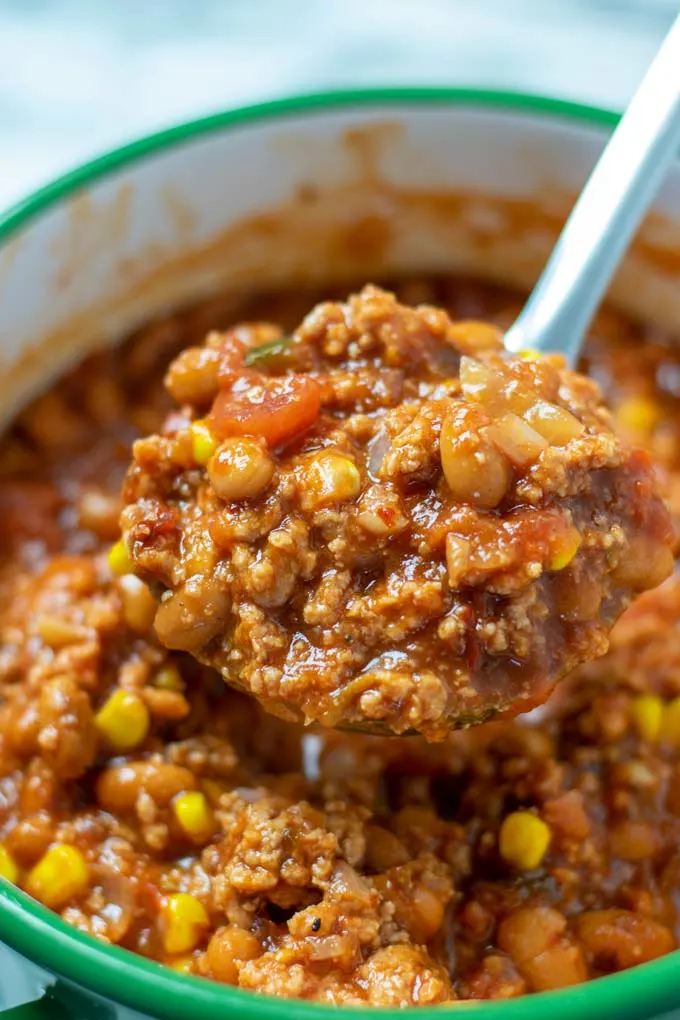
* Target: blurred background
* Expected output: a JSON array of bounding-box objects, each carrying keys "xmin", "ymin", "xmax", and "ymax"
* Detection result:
[{"xmin": 1, "ymin": 0, "xmax": 678, "ymax": 210}]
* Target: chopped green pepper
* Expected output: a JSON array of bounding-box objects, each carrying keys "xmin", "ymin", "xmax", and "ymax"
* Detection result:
[{"xmin": 244, "ymin": 336, "xmax": 292, "ymax": 366}]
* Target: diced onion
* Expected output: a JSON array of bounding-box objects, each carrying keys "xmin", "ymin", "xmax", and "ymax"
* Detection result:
[
  {"xmin": 523, "ymin": 401, "xmax": 584, "ymax": 446},
  {"xmin": 484, "ymin": 413, "xmax": 548, "ymax": 468}
]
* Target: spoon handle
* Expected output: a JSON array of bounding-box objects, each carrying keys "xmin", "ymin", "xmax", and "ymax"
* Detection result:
[{"xmin": 504, "ymin": 14, "xmax": 680, "ymax": 364}]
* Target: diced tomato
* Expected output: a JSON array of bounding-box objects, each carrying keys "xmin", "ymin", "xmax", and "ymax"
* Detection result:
[{"xmin": 209, "ymin": 375, "xmax": 321, "ymax": 448}]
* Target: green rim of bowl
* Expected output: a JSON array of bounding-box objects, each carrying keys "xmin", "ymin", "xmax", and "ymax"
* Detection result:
[{"xmin": 0, "ymin": 88, "xmax": 673, "ymax": 1020}]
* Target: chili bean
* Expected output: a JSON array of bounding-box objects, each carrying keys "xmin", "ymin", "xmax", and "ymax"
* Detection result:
[
  {"xmin": 96, "ymin": 762, "xmax": 197, "ymax": 813},
  {"xmin": 118, "ymin": 575, "xmax": 158, "ymax": 634},
  {"xmin": 613, "ymin": 537, "xmax": 674, "ymax": 591},
  {"xmin": 356, "ymin": 485, "xmax": 408, "ymax": 536},
  {"xmin": 165, "ymin": 346, "xmax": 221, "ymax": 407},
  {"xmin": 208, "ymin": 437, "xmax": 274, "ymax": 502},
  {"xmin": 6, "ymin": 815, "xmax": 54, "ymax": 866},
  {"xmin": 206, "ymin": 926, "xmax": 262, "ymax": 984},
  {"xmin": 153, "ymin": 578, "xmax": 230, "ymax": 652},
  {"xmin": 575, "ymin": 910, "xmax": 674, "ymax": 969},
  {"xmin": 19, "ymin": 390, "xmax": 87, "ymax": 450},
  {"xmin": 77, "ymin": 489, "xmax": 121, "ymax": 539},
  {"xmin": 37, "ymin": 675, "xmax": 97, "ymax": 780}
]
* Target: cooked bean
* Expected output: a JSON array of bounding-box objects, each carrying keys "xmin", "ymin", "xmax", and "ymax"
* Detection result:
[
  {"xmin": 37, "ymin": 675, "xmax": 97, "ymax": 780},
  {"xmin": 19, "ymin": 390, "xmax": 86, "ymax": 450},
  {"xmin": 6, "ymin": 816, "xmax": 55, "ymax": 866},
  {"xmin": 208, "ymin": 437, "xmax": 275, "ymax": 502},
  {"xmin": 77, "ymin": 489, "xmax": 121, "ymax": 539},
  {"xmin": 356, "ymin": 485, "xmax": 408, "ymax": 536},
  {"xmin": 117, "ymin": 575, "xmax": 158, "ymax": 634},
  {"xmin": 459, "ymin": 357, "xmax": 505, "ymax": 412},
  {"xmin": 96, "ymin": 761, "xmax": 197, "ymax": 813},
  {"xmin": 613, "ymin": 536, "xmax": 675, "ymax": 591},
  {"xmin": 206, "ymin": 926, "xmax": 261, "ymax": 984},
  {"xmin": 153, "ymin": 577, "xmax": 230, "ymax": 651},
  {"xmin": 575, "ymin": 910, "xmax": 674, "ymax": 969},
  {"xmin": 409, "ymin": 884, "xmax": 446, "ymax": 941},
  {"xmin": 498, "ymin": 906, "xmax": 565, "ymax": 963},
  {"xmin": 165, "ymin": 346, "xmax": 220, "ymax": 407}
]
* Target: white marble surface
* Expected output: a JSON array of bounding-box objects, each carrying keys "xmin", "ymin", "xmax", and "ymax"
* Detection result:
[{"xmin": 0, "ymin": 0, "xmax": 678, "ymax": 211}]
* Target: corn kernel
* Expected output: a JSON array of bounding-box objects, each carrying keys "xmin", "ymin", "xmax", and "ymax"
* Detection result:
[
  {"xmin": 154, "ymin": 664, "xmax": 185, "ymax": 691},
  {"xmin": 519, "ymin": 349, "xmax": 542, "ymax": 361},
  {"xmin": 173, "ymin": 791, "xmax": 215, "ymax": 842},
  {"xmin": 302, "ymin": 451, "xmax": 362, "ymax": 510},
  {"xmin": 95, "ymin": 689, "xmax": 150, "ymax": 751},
  {"xmin": 0, "ymin": 845, "xmax": 18, "ymax": 884},
  {"xmin": 26, "ymin": 844, "xmax": 89, "ymax": 908},
  {"xmin": 108, "ymin": 539, "xmax": 134, "ymax": 577},
  {"xmin": 499, "ymin": 811, "xmax": 551, "ymax": 870},
  {"xmin": 548, "ymin": 526, "xmax": 582, "ymax": 572},
  {"xmin": 663, "ymin": 697, "xmax": 680, "ymax": 745},
  {"xmin": 190, "ymin": 420, "xmax": 219, "ymax": 467},
  {"xmin": 631, "ymin": 694, "xmax": 663, "ymax": 742},
  {"xmin": 159, "ymin": 893, "xmax": 210, "ymax": 954},
  {"xmin": 616, "ymin": 396, "xmax": 661, "ymax": 434}
]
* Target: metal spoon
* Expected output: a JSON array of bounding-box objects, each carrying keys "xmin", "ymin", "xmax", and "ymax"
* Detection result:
[{"xmin": 504, "ymin": 14, "xmax": 680, "ymax": 365}]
